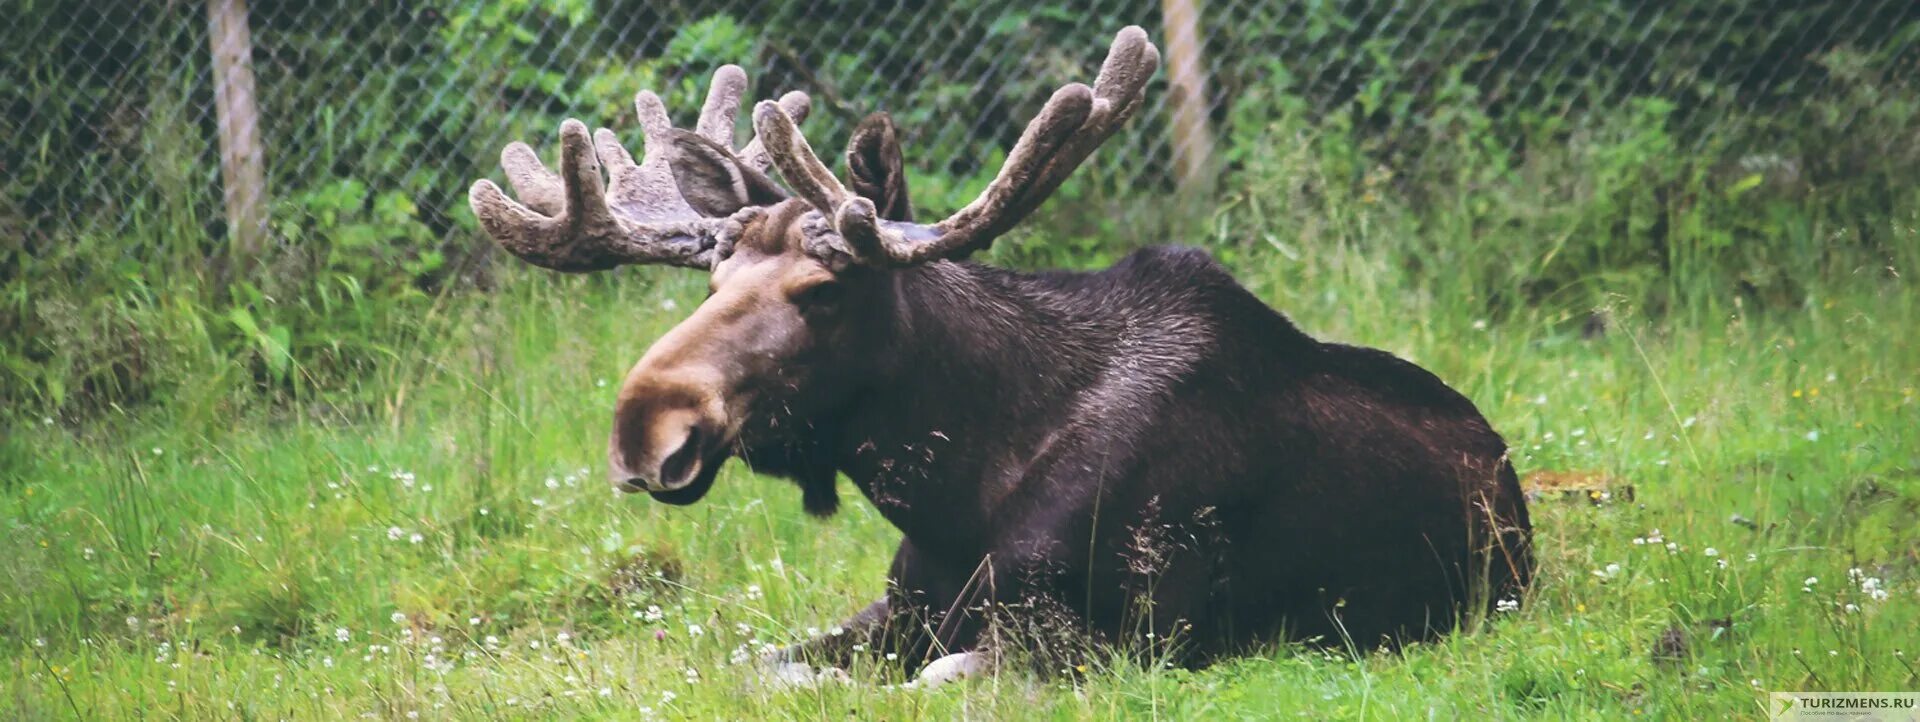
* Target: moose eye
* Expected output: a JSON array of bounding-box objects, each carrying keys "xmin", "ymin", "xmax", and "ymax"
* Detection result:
[{"xmin": 792, "ymin": 280, "xmax": 845, "ymax": 309}]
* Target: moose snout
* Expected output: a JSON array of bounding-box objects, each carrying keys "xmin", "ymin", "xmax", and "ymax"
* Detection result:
[
  {"xmin": 609, "ymin": 383, "xmax": 727, "ymax": 493},
  {"xmin": 609, "ymin": 424, "xmax": 705, "ymax": 492}
]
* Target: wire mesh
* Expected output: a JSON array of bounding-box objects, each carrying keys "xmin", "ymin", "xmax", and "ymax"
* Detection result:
[{"xmin": 4, "ymin": 0, "xmax": 1917, "ymax": 281}]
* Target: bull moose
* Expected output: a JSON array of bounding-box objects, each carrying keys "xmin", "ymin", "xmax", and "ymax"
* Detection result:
[{"xmin": 469, "ymin": 27, "xmax": 1533, "ymax": 685}]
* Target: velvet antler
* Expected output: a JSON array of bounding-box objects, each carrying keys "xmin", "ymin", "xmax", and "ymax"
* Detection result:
[
  {"xmin": 756, "ymin": 26, "xmax": 1158, "ymax": 267},
  {"xmin": 468, "ymin": 66, "xmax": 810, "ymax": 272}
]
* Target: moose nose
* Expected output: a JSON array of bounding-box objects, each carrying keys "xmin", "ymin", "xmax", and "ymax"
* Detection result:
[
  {"xmin": 610, "ymin": 423, "xmax": 703, "ymax": 492},
  {"xmin": 608, "ymin": 324, "xmax": 732, "ymax": 494},
  {"xmin": 609, "ymin": 394, "xmax": 721, "ymax": 493},
  {"xmin": 653, "ymin": 425, "xmax": 706, "ymax": 490}
]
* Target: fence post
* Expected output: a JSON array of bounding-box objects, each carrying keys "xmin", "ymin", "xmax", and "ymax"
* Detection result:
[
  {"xmin": 206, "ymin": 0, "xmax": 269, "ymax": 288},
  {"xmin": 1160, "ymin": 0, "xmax": 1215, "ymax": 195}
]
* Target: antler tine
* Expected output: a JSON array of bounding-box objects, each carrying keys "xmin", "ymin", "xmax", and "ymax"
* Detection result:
[
  {"xmin": 737, "ymin": 91, "xmax": 811, "ymax": 173},
  {"xmin": 695, "ymin": 65, "xmax": 748, "ymax": 145},
  {"xmin": 821, "ymin": 26, "xmax": 1160, "ymax": 267},
  {"xmin": 1019, "ymin": 26, "xmax": 1159, "ymax": 208},
  {"xmin": 470, "ymin": 66, "xmax": 809, "ymax": 272},
  {"xmin": 499, "ymin": 141, "xmax": 565, "ymax": 215},
  {"xmin": 753, "ymin": 100, "xmax": 850, "ymax": 219}
]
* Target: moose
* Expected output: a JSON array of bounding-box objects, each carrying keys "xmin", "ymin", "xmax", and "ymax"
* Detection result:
[{"xmin": 469, "ymin": 27, "xmax": 1532, "ymax": 685}]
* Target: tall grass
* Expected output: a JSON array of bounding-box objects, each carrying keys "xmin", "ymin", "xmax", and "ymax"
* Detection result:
[{"xmin": 5, "ymin": 164, "xmax": 1919, "ymax": 716}]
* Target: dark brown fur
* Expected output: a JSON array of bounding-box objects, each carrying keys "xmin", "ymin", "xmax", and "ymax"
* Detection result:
[
  {"xmin": 730, "ymin": 233, "xmax": 1534, "ymax": 668},
  {"xmin": 615, "ymin": 108, "xmax": 1539, "ymax": 672}
]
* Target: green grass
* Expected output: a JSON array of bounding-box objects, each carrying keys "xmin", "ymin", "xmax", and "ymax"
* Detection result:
[{"xmin": 4, "ymin": 236, "xmax": 1918, "ymax": 719}]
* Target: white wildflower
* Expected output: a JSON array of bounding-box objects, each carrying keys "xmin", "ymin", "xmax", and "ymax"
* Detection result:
[{"xmin": 1861, "ymin": 576, "xmax": 1889, "ymax": 601}]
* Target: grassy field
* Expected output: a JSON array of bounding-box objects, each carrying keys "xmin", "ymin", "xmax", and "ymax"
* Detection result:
[{"xmin": 4, "ymin": 230, "xmax": 1918, "ymax": 719}]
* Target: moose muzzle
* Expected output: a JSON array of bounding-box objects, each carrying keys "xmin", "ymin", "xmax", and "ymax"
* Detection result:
[{"xmin": 608, "ymin": 360, "xmax": 730, "ymax": 498}]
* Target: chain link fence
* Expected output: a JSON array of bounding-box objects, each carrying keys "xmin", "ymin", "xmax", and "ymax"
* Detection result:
[{"xmin": 5, "ymin": 0, "xmax": 1918, "ymax": 286}]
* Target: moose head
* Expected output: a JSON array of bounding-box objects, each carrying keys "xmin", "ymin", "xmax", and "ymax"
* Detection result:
[{"xmin": 470, "ymin": 28, "xmax": 1159, "ymax": 509}]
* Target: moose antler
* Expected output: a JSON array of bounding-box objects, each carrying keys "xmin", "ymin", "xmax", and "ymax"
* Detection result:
[
  {"xmin": 756, "ymin": 26, "xmax": 1159, "ymax": 267},
  {"xmin": 468, "ymin": 66, "xmax": 810, "ymax": 272}
]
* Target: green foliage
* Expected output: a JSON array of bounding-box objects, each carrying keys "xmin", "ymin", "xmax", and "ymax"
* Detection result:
[
  {"xmin": 1208, "ymin": 39, "xmax": 1920, "ymax": 327},
  {"xmin": 2, "ymin": 0, "xmax": 1918, "ymax": 423}
]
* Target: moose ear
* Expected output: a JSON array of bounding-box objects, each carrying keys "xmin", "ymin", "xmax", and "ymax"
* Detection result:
[
  {"xmin": 663, "ymin": 129, "xmax": 787, "ymax": 217},
  {"xmin": 845, "ymin": 112, "xmax": 914, "ymax": 222}
]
